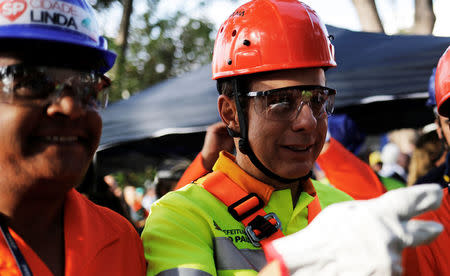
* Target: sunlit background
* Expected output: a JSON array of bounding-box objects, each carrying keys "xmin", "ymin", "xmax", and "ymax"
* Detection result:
[{"xmin": 99, "ymin": 0, "xmax": 450, "ymax": 38}]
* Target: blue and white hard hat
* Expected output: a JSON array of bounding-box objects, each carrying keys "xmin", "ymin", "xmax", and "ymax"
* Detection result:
[{"xmin": 0, "ymin": 0, "xmax": 116, "ymax": 73}]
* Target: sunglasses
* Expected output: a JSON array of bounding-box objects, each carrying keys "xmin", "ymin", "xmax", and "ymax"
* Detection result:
[
  {"xmin": 246, "ymin": 85, "xmax": 336, "ymax": 121},
  {"xmin": 0, "ymin": 64, "xmax": 111, "ymax": 110}
]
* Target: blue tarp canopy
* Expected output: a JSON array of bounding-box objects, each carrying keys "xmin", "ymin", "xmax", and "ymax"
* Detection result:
[{"xmin": 97, "ymin": 26, "xmax": 450, "ymax": 172}]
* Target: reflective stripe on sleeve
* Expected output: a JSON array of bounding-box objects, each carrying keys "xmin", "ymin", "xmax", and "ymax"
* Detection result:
[
  {"xmin": 214, "ymin": 237, "xmax": 266, "ymax": 271},
  {"xmin": 156, "ymin": 267, "xmax": 213, "ymax": 276}
]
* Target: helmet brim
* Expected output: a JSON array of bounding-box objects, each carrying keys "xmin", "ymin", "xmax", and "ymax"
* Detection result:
[{"xmin": 0, "ymin": 25, "xmax": 116, "ymax": 73}]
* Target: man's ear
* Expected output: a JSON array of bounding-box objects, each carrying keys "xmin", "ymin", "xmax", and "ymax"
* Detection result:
[
  {"xmin": 436, "ymin": 118, "xmax": 443, "ymax": 140},
  {"xmin": 218, "ymin": 95, "xmax": 240, "ymax": 134}
]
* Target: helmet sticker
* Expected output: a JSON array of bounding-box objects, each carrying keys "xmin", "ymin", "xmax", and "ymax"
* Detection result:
[
  {"xmin": 0, "ymin": 0, "xmax": 99, "ymax": 42},
  {"xmin": 0, "ymin": 0, "xmax": 27, "ymax": 21},
  {"xmin": 229, "ymin": 9, "xmax": 245, "ymax": 18}
]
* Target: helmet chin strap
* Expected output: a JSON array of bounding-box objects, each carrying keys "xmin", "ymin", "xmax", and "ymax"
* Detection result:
[{"xmin": 231, "ymin": 78, "xmax": 311, "ymax": 184}]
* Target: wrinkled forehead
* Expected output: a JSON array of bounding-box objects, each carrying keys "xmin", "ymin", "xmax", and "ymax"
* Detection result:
[{"xmin": 247, "ymin": 68, "xmax": 326, "ymax": 91}]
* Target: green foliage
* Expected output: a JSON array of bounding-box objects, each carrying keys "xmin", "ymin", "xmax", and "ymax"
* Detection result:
[
  {"xmin": 112, "ymin": 166, "xmax": 157, "ymax": 189},
  {"xmin": 106, "ymin": 4, "xmax": 215, "ymax": 103}
]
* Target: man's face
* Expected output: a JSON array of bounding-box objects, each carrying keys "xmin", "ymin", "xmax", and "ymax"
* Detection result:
[
  {"xmin": 0, "ymin": 55, "xmax": 102, "ymax": 194},
  {"xmin": 238, "ymin": 68, "xmax": 328, "ymax": 182},
  {"xmin": 437, "ymin": 114, "xmax": 450, "ymax": 146}
]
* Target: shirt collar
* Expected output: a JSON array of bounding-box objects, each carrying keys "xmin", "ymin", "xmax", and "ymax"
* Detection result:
[
  {"xmin": 212, "ymin": 151, "xmax": 317, "ymax": 203},
  {"xmin": 64, "ymin": 189, "xmax": 121, "ymax": 275}
]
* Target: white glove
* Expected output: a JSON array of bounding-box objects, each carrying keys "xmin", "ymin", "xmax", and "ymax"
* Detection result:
[{"xmin": 265, "ymin": 185, "xmax": 444, "ymax": 276}]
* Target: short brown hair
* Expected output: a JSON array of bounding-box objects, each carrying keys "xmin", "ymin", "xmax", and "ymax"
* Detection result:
[{"xmin": 216, "ymin": 76, "xmax": 251, "ymax": 112}]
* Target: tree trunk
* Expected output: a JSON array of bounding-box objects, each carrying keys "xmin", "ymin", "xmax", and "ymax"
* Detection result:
[
  {"xmin": 352, "ymin": 0, "xmax": 384, "ymax": 33},
  {"xmin": 114, "ymin": 0, "xmax": 133, "ymax": 94},
  {"xmin": 411, "ymin": 0, "xmax": 435, "ymax": 35},
  {"xmin": 116, "ymin": 0, "xmax": 133, "ymax": 48}
]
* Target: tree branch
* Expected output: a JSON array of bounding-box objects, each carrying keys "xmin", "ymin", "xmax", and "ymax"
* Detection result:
[{"xmin": 352, "ymin": 0, "xmax": 384, "ymax": 33}]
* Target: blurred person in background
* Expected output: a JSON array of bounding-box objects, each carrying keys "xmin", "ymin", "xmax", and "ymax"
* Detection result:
[
  {"xmin": 408, "ymin": 129, "xmax": 446, "ymax": 186},
  {"xmin": 136, "ymin": 187, "xmax": 146, "ymax": 203},
  {"xmin": 388, "ymin": 129, "xmax": 418, "ymax": 157},
  {"xmin": 369, "ymin": 151, "xmax": 383, "ymax": 173},
  {"xmin": 123, "ymin": 186, "xmax": 148, "ymax": 232},
  {"xmin": 154, "ymin": 173, "xmax": 178, "ymax": 199},
  {"xmin": 327, "ymin": 114, "xmax": 366, "ymax": 155},
  {"xmin": 379, "ymin": 142, "xmax": 408, "ymax": 183},
  {"xmin": 142, "ymin": 180, "xmax": 157, "ymax": 212},
  {"xmin": 154, "ymin": 159, "xmax": 190, "ymax": 198},
  {"xmin": 104, "ymin": 174, "xmax": 124, "ymax": 198},
  {"xmin": 76, "ymin": 165, "xmax": 130, "ymax": 221},
  {"xmin": 317, "ymin": 114, "xmax": 405, "ymax": 199},
  {"xmin": 413, "ymin": 67, "xmax": 450, "ymax": 188},
  {"xmin": 123, "ymin": 186, "xmax": 137, "ymax": 212},
  {"xmin": 386, "ymin": 129, "xmax": 418, "ymax": 183},
  {"xmin": 135, "ymin": 187, "xmax": 149, "ymax": 229}
]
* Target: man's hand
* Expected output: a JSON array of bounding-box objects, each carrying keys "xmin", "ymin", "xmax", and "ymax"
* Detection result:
[
  {"xmin": 265, "ymin": 185, "xmax": 444, "ymax": 276},
  {"xmin": 201, "ymin": 122, "xmax": 235, "ymax": 170}
]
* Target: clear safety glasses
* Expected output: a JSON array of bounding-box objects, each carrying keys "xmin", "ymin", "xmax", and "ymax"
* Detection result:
[
  {"xmin": 246, "ymin": 85, "xmax": 336, "ymax": 121},
  {"xmin": 0, "ymin": 64, "xmax": 111, "ymax": 110}
]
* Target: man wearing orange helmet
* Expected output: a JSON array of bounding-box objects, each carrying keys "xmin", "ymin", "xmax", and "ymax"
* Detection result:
[
  {"xmin": 403, "ymin": 46, "xmax": 450, "ymax": 276},
  {"xmin": 0, "ymin": 0, "xmax": 146, "ymax": 274},
  {"xmin": 142, "ymin": 1, "xmax": 443, "ymax": 275}
]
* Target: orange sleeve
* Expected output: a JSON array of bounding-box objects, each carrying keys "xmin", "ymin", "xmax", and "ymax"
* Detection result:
[
  {"xmin": 316, "ymin": 137, "xmax": 386, "ymax": 200},
  {"xmin": 174, "ymin": 153, "xmax": 209, "ymax": 190},
  {"xmin": 402, "ymin": 189, "xmax": 450, "ymax": 276},
  {"xmin": 402, "ymin": 247, "xmax": 423, "ymax": 276}
]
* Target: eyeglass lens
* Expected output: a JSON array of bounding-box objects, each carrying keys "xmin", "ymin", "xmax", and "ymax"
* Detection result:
[
  {"xmin": 253, "ymin": 86, "xmax": 335, "ymax": 121},
  {"xmin": 0, "ymin": 65, "xmax": 109, "ymax": 110}
]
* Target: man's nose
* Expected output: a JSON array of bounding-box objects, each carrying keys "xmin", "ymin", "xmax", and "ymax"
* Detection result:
[
  {"xmin": 291, "ymin": 102, "xmax": 317, "ymax": 131},
  {"xmin": 46, "ymin": 94, "xmax": 87, "ymax": 119}
]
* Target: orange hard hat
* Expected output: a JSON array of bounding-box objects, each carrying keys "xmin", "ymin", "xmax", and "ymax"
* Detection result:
[
  {"xmin": 212, "ymin": 0, "xmax": 336, "ymax": 80},
  {"xmin": 436, "ymin": 46, "xmax": 450, "ymax": 117}
]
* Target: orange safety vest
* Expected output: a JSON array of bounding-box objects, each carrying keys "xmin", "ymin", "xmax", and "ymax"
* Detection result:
[
  {"xmin": 202, "ymin": 171, "xmax": 321, "ymax": 248},
  {"xmin": 175, "ymin": 153, "xmax": 208, "ymax": 190}
]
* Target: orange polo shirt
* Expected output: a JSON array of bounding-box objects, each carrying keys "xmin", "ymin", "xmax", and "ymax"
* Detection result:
[
  {"xmin": 402, "ymin": 188, "xmax": 450, "ymax": 275},
  {"xmin": 0, "ymin": 189, "xmax": 146, "ymax": 276},
  {"xmin": 317, "ymin": 137, "xmax": 387, "ymax": 199}
]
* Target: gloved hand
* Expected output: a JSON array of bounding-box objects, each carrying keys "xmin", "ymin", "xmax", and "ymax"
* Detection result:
[{"xmin": 263, "ymin": 184, "xmax": 444, "ymax": 276}]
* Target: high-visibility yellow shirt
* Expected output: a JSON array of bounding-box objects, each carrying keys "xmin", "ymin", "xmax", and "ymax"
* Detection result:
[{"xmin": 142, "ymin": 151, "xmax": 353, "ymax": 276}]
